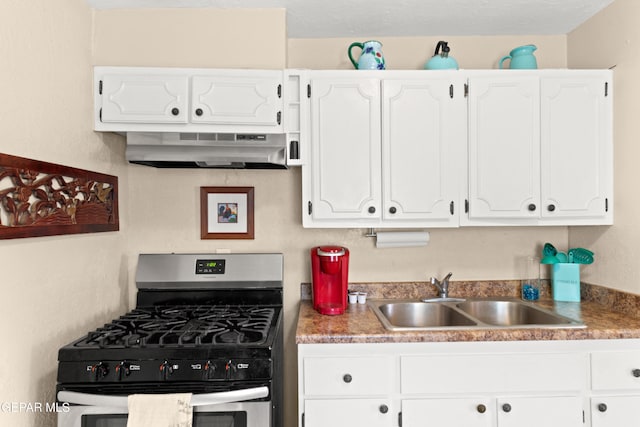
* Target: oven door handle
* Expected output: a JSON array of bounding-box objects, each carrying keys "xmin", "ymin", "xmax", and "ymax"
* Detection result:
[{"xmin": 57, "ymin": 386, "xmax": 269, "ymax": 408}]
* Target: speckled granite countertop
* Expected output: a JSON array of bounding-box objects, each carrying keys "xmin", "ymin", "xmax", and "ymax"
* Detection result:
[{"xmin": 296, "ymin": 281, "xmax": 640, "ymax": 344}]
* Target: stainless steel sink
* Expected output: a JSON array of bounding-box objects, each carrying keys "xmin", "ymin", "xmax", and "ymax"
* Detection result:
[
  {"xmin": 368, "ymin": 298, "xmax": 584, "ymax": 331},
  {"xmin": 456, "ymin": 300, "xmax": 576, "ymax": 327},
  {"xmin": 376, "ymin": 302, "xmax": 477, "ymax": 330}
]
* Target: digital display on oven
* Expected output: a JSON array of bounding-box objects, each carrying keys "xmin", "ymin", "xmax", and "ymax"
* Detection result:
[{"xmin": 195, "ymin": 259, "xmax": 226, "ymax": 275}]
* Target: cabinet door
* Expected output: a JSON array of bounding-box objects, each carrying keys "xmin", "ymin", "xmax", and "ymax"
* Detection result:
[
  {"xmin": 191, "ymin": 72, "xmax": 282, "ymax": 126},
  {"xmin": 308, "ymin": 77, "xmax": 382, "ymax": 222},
  {"xmin": 402, "ymin": 398, "xmax": 494, "ymax": 427},
  {"xmin": 591, "ymin": 396, "xmax": 640, "ymax": 427},
  {"xmin": 304, "ymin": 399, "xmax": 393, "ymax": 427},
  {"xmin": 100, "ymin": 73, "xmax": 189, "ymax": 124},
  {"xmin": 381, "ymin": 79, "xmax": 464, "ymax": 225},
  {"xmin": 540, "ymin": 75, "xmax": 612, "ymax": 220},
  {"xmin": 468, "ymin": 76, "xmax": 540, "ymax": 219},
  {"xmin": 497, "ymin": 396, "xmax": 583, "ymax": 427}
]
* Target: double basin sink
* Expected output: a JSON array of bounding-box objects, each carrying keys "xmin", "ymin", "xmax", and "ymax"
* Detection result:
[{"xmin": 368, "ymin": 298, "xmax": 584, "ymax": 331}]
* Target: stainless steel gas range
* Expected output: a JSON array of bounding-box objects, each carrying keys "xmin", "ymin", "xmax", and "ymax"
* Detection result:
[{"xmin": 56, "ymin": 253, "xmax": 283, "ymax": 427}]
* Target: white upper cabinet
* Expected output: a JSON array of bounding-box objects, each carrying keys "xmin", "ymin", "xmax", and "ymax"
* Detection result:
[
  {"xmin": 307, "ymin": 76, "xmax": 382, "ymax": 223},
  {"xmin": 190, "ymin": 74, "xmax": 281, "ymax": 126},
  {"xmin": 382, "ymin": 78, "xmax": 464, "ymax": 224},
  {"xmin": 100, "ymin": 73, "xmax": 190, "ymax": 124},
  {"xmin": 94, "ymin": 67, "xmax": 284, "ymax": 134},
  {"xmin": 467, "ymin": 75, "xmax": 540, "ymax": 220},
  {"xmin": 302, "ymin": 71, "xmax": 464, "ymax": 228},
  {"xmin": 540, "ymin": 74, "xmax": 612, "ymax": 222},
  {"xmin": 463, "ymin": 70, "xmax": 613, "ymax": 226}
]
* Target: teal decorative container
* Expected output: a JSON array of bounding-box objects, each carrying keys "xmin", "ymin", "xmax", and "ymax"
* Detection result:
[{"xmin": 552, "ymin": 263, "xmax": 580, "ymax": 302}]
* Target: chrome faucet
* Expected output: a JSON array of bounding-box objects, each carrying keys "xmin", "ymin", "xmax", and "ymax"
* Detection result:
[{"xmin": 430, "ymin": 272, "xmax": 453, "ymax": 299}]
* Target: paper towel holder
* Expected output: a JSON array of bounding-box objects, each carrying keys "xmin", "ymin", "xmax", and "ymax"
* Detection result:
[{"xmin": 365, "ymin": 228, "xmax": 431, "ymax": 248}]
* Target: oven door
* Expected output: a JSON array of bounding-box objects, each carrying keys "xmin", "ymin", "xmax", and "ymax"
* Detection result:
[{"xmin": 57, "ymin": 387, "xmax": 270, "ymax": 427}]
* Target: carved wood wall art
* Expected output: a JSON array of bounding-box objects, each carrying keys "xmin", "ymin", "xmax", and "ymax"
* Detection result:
[{"xmin": 0, "ymin": 153, "xmax": 119, "ymax": 239}]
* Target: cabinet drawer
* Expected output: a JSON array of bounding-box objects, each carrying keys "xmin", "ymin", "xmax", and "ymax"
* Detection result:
[
  {"xmin": 303, "ymin": 356, "xmax": 393, "ymax": 396},
  {"xmin": 303, "ymin": 399, "xmax": 394, "ymax": 427},
  {"xmin": 591, "ymin": 351, "xmax": 640, "ymax": 390},
  {"xmin": 401, "ymin": 353, "xmax": 587, "ymax": 394}
]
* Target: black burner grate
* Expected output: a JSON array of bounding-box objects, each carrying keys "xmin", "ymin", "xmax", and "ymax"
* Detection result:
[{"xmin": 79, "ymin": 306, "xmax": 275, "ymax": 348}]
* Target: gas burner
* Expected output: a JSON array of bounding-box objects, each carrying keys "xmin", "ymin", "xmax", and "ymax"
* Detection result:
[{"xmin": 77, "ymin": 305, "xmax": 275, "ymax": 348}]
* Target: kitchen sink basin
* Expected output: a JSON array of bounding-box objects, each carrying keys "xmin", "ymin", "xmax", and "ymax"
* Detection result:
[
  {"xmin": 455, "ymin": 300, "xmax": 575, "ymax": 327},
  {"xmin": 376, "ymin": 302, "xmax": 477, "ymax": 330},
  {"xmin": 368, "ymin": 298, "xmax": 584, "ymax": 331}
]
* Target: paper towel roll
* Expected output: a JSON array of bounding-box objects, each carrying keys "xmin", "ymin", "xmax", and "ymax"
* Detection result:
[{"xmin": 375, "ymin": 231, "xmax": 430, "ymax": 248}]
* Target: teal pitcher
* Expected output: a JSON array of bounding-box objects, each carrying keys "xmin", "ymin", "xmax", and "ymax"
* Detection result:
[
  {"xmin": 348, "ymin": 40, "xmax": 386, "ymax": 70},
  {"xmin": 499, "ymin": 45, "xmax": 538, "ymax": 69}
]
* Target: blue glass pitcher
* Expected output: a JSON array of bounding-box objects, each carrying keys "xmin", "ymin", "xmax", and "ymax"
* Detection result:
[
  {"xmin": 499, "ymin": 45, "xmax": 538, "ymax": 69},
  {"xmin": 348, "ymin": 40, "xmax": 386, "ymax": 70}
]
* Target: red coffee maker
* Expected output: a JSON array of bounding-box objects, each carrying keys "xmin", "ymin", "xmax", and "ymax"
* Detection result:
[{"xmin": 310, "ymin": 246, "xmax": 350, "ymax": 315}]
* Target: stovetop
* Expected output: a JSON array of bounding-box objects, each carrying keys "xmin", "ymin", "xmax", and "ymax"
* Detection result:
[
  {"xmin": 58, "ymin": 304, "xmax": 282, "ymax": 361},
  {"xmin": 76, "ymin": 305, "xmax": 276, "ymax": 349}
]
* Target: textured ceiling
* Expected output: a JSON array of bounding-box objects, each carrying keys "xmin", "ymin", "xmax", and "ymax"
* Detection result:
[{"xmin": 86, "ymin": 0, "xmax": 615, "ymax": 38}]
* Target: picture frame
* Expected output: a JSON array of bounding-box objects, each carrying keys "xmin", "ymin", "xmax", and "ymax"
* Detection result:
[{"xmin": 200, "ymin": 186, "xmax": 254, "ymax": 240}]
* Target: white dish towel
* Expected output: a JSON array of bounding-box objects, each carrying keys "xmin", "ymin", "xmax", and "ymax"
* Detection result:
[{"xmin": 127, "ymin": 393, "xmax": 193, "ymax": 427}]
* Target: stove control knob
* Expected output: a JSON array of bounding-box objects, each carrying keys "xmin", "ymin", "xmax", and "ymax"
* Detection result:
[
  {"xmin": 225, "ymin": 360, "xmax": 237, "ymax": 380},
  {"xmin": 90, "ymin": 362, "xmax": 109, "ymax": 381},
  {"xmin": 160, "ymin": 361, "xmax": 174, "ymax": 381},
  {"xmin": 115, "ymin": 362, "xmax": 131, "ymax": 381},
  {"xmin": 204, "ymin": 361, "xmax": 216, "ymax": 380}
]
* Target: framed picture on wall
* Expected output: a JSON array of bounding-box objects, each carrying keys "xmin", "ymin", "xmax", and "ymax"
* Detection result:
[{"xmin": 200, "ymin": 186, "xmax": 254, "ymax": 239}]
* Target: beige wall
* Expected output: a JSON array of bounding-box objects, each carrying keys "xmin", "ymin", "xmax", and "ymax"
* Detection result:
[
  {"xmin": 568, "ymin": 0, "xmax": 640, "ymax": 295},
  {"xmin": 0, "ymin": 1, "xmax": 129, "ymax": 426},
  {"xmin": 93, "ymin": 8, "xmax": 287, "ymax": 68}
]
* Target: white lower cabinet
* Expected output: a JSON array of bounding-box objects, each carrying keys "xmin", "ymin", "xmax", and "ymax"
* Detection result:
[
  {"xmin": 590, "ymin": 396, "xmax": 640, "ymax": 427},
  {"xmin": 402, "ymin": 396, "xmax": 582, "ymax": 427},
  {"xmin": 301, "ymin": 355, "xmax": 394, "ymax": 427},
  {"xmin": 590, "ymin": 350, "xmax": 640, "ymax": 426},
  {"xmin": 400, "ymin": 353, "xmax": 585, "ymax": 427},
  {"xmin": 298, "ymin": 340, "xmax": 640, "ymax": 427}
]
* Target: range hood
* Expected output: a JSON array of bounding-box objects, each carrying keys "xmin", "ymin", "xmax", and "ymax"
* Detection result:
[{"xmin": 125, "ymin": 132, "xmax": 287, "ymax": 169}]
